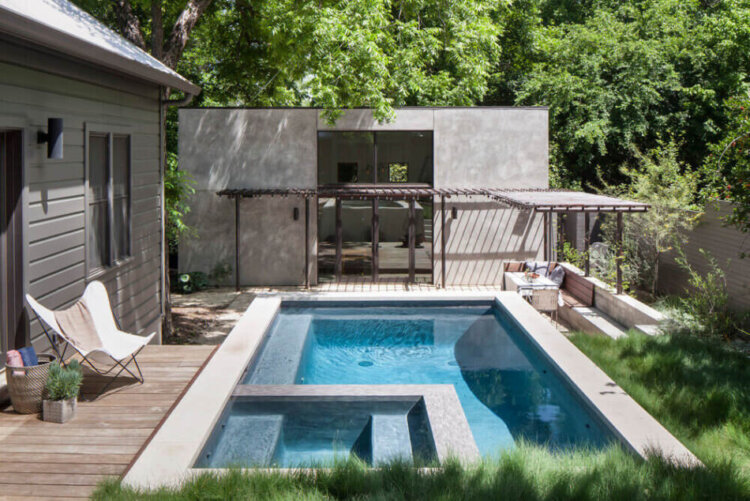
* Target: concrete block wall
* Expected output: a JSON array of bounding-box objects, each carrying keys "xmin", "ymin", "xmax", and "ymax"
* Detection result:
[{"xmin": 179, "ymin": 107, "xmax": 549, "ymax": 286}]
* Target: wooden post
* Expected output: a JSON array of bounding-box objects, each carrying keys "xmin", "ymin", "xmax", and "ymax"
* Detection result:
[
  {"xmin": 616, "ymin": 212, "xmax": 623, "ymax": 294},
  {"xmin": 335, "ymin": 197, "xmax": 342, "ymax": 281},
  {"xmin": 441, "ymin": 196, "xmax": 447, "ymax": 288},
  {"xmin": 584, "ymin": 212, "xmax": 590, "ymax": 276},
  {"xmin": 408, "ymin": 198, "xmax": 416, "ymax": 282},
  {"xmin": 557, "ymin": 212, "xmax": 565, "ymax": 258},
  {"xmin": 372, "ymin": 198, "xmax": 379, "ymax": 282},
  {"xmin": 543, "ymin": 212, "xmax": 548, "ymax": 261},
  {"xmin": 304, "ymin": 196, "xmax": 310, "ymax": 288},
  {"xmin": 235, "ymin": 195, "xmax": 240, "ymax": 292}
]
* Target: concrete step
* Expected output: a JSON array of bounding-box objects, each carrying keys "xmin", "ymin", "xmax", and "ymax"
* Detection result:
[
  {"xmin": 569, "ymin": 306, "xmax": 629, "ymax": 340},
  {"xmin": 634, "ymin": 323, "xmax": 662, "ymax": 336}
]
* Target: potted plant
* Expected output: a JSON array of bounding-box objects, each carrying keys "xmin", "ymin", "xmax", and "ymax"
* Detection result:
[{"xmin": 42, "ymin": 360, "xmax": 83, "ymax": 423}]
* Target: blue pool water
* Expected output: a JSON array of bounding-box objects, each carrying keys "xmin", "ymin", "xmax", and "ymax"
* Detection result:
[{"xmin": 243, "ymin": 302, "xmax": 614, "ymax": 457}]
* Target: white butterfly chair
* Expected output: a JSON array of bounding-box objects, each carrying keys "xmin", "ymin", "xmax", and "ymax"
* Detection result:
[{"xmin": 26, "ymin": 281, "xmax": 155, "ymax": 399}]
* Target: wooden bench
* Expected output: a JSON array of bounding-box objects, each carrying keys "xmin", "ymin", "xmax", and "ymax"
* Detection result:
[{"xmin": 560, "ymin": 266, "xmax": 595, "ymax": 307}]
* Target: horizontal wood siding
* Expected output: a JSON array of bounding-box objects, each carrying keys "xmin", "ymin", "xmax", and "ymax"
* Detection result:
[
  {"xmin": 659, "ymin": 202, "xmax": 750, "ymax": 311},
  {"xmin": 0, "ymin": 61, "xmax": 163, "ymax": 352}
]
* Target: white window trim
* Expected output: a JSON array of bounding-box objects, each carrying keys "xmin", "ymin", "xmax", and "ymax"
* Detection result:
[{"xmin": 84, "ymin": 122, "xmax": 133, "ymax": 280}]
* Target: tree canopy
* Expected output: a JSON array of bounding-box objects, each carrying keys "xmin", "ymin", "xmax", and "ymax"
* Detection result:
[{"xmin": 74, "ymin": 0, "xmax": 750, "ymax": 223}]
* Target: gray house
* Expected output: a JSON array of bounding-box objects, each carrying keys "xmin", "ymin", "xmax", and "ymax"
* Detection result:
[
  {"xmin": 0, "ymin": 0, "xmax": 199, "ymax": 383},
  {"xmin": 179, "ymin": 108, "xmax": 549, "ymax": 287}
]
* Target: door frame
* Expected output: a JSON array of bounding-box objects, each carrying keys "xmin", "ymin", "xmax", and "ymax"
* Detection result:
[{"xmin": 0, "ymin": 119, "xmax": 28, "ymax": 365}]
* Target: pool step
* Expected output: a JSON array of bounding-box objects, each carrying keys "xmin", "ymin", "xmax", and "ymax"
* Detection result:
[
  {"xmin": 371, "ymin": 414, "xmax": 413, "ymax": 465},
  {"xmin": 351, "ymin": 414, "xmax": 413, "ymax": 465},
  {"xmin": 210, "ymin": 414, "xmax": 284, "ymax": 467},
  {"xmin": 245, "ymin": 314, "xmax": 313, "ymax": 384}
]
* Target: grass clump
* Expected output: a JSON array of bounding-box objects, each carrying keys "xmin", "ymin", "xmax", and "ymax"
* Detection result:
[
  {"xmin": 94, "ymin": 444, "xmax": 748, "ymax": 500},
  {"xmin": 569, "ymin": 331, "xmax": 750, "ymax": 475}
]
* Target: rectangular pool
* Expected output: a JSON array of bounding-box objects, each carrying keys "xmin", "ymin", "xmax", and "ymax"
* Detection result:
[{"xmin": 241, "ymin": 302, "xmax": 614, "ymax": 458}]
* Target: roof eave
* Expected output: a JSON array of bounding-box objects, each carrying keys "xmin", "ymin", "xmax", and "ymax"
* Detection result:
[{"xmin": 0, "ymin": 8, "xmax": 201, "ymax": 96}]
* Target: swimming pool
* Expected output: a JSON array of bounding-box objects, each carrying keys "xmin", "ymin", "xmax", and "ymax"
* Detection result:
[
  {"xmin": 124, "ymin": 293, "xmax": 698, "ymax": 488},
  {"xmin": 243, "ymin": 302, "xmax": 612, "ymax": 458}
]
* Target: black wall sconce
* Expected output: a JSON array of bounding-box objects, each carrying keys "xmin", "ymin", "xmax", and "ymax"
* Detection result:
[
  {"xmin": 37, "ymin": 118, "xmax": 64, "ymax": 159},
  {"xmin": 451, "ymin": 206, "xmax": 458, "ymax": 220},
  {"xmin": 293, "ymin": 207, "xmax": 300, "ymax": 221}
]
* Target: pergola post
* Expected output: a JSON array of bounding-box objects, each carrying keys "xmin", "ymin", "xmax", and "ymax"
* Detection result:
[
  {"xmin": 372, "ymin": 197, "xmax": 379, "ymax": 283},
  {"xmin": 584, "ymin": 212, "xmax": 590, "ymax": 276},
  {"xmin": 616, "ymin": 212, "xmax": 623, "ymax": 294},
  {"xmin": 441, "ymin": 196, "xmax": 447, "ymax": 288},
  {"xmin": 304, "ymin": 196, "xmax": 310, "ymax": 288},
  {"xmin": 335, "ymin": 197, "xmax": 342, "ymax": 281},
  {"xmin": 557, "ymin": 212, "xmax": 565, "ymax": 259},
  {"xmin": 408, "ymin": 198, "xmax": 416, "ymax": 282},
  {"xmin": 543, "ymin": 212, "xmax": 548, "ymax": 261},
  {"xmin": 234, "ymin": 195, "xmax": 240, "ymax": 292}
]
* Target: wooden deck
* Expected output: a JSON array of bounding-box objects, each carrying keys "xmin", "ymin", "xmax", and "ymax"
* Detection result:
[{"xmin": 0, "ymin": 345, "xmax": 215, "ymax": 500}]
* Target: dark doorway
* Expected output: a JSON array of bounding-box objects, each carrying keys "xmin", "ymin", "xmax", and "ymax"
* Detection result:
[{"xmin": 1, "ymin": 129, "xmax": 26, "ymax": 365}]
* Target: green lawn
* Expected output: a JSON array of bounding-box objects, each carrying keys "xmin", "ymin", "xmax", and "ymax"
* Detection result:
[
  {"xmin": 569, "ymin": 332, "xmax": 750, "ymax": 474},
  {"xmin": 95, "ymin": 332, "xmax": 750, "ymax": 500}
]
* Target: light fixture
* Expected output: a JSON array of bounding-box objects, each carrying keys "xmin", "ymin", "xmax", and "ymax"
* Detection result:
[
  {"xmin": 293, "ymin": 207, "xmax": 300, "ymax": 221},
  {"xmin": 37, "ymin": 118, "xmax": 64, "ymax": 159},
  {"xmin": 451, "ymin": 207, "xmax": 458, "ymax": 219}
]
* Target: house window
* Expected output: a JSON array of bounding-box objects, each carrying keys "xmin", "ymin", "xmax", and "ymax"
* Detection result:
[{"xmin": 87, "ymin": 132, "xmax": 131, "ymax": 274}]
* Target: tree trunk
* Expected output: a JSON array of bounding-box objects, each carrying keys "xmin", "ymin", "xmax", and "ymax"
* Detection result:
[
  {"xmin": 114, "ymin": 0, "xmax": 146, "ymax": 49},
  {"xmin": 163, "ymin": 0, "xmax": 214, "ymax": 69},
  {"xmin": 151, "ymin": 0, "xmax": 164, "ymax": 61}
]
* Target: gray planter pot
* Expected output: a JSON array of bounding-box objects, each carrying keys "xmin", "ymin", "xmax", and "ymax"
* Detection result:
[{"xmin": 42, "ymin": 397, "xmax": 77, "ymax": 424}]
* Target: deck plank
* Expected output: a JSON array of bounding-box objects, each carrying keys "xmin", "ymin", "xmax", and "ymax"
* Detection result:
[{"xmin": 0, "ymin": 345, "xmax": 214, "ymax": 499}]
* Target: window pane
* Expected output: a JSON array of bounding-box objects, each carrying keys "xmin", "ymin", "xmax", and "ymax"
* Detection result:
[
  {"xmin": 113, "ymin": 197, "xmax": 129, "ymax": 260},
  {"xmin": 88, "ymin": 201, "xmax": 109, "ymax": 270},
  {"xmin": 317, "ymin": 132, "xmax": 375, "ymax": 184},
  {"xmin": 376, "ymin": 131, "xmax": 433, "ymax": 184},
  {"xmin": 113, "ymin": 135, "xmax": 130, "ymax": 197},
  {"xmin": 113, "ymin": 135, "xmax": 130, "ymax": 260},
  {"xmin": 88, "ymin": 134, "xmax": 108, "ymax": 202}
]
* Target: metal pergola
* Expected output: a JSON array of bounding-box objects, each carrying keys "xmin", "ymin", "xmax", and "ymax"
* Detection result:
[{"xmin": 216, "ymin": 186, "xmax": 649, "ymax": 293}]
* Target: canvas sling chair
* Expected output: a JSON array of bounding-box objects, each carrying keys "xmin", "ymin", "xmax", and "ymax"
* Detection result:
[{"xmin": 26, "ymin": 281, "xmax": 155, "ymax": 399}]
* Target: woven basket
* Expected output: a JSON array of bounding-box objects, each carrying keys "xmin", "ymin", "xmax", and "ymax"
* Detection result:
[{"xmin": 5, "ymin": 354, "xmax": 57, "ymax": 414}]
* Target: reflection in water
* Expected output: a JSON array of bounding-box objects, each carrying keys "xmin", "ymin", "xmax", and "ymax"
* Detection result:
[{"xmin": 455, "ymin": 315, "xmax": 603, "ymax": 449}]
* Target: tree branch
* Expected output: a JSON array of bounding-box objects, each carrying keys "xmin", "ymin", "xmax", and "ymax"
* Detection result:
[
  {"xmin": 163, "ymin": 0, "xmax": 213, "ymax": 69},
  {"xmin": 113, "ymin": 0, "xmax": 146, "ymax": 49}
]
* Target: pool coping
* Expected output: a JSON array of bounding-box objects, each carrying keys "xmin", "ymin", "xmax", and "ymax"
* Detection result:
[{"xmin": 123, "ymin": 291, "xmax": 699, "ymax": 490}]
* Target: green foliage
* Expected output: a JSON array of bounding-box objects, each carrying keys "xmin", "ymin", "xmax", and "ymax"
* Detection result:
[
  {"xmin": 559, "ymin": 240, "xmax": 587, "ymax": 270},
  {"xmin": 182, "ymin": 0, "xmax": 503, "ymax": 122},
  {"xmin": 599, "ymin": 140, "xmax": 700, "ymax": 294},
  {"xmin": 165, "ymin": 150, "xmax": 196, "ymax": 250},
  {"xmin": 675, "ymin": 248, "xmax": 747, "ymax": 339},
  {"xmin": 500, "ymin": 0, "xmax": 750, "ymax": 189},
  {"xmin": 570, "ymin": 331, "xmax": 750, "ymax": 475},
  {"xmin": 173, "ymin": 271, "xmax": 209, "ymax": 294},
  {"xmin": 45, "ymin": 360, "xmax": 83, "ymax": 401},
  {"xmin": 94, "ymin": 442, "xmax": 749, "ymax": 500},
  {"xmin": 703, "ymin": 93, "xmax": 750, "ymax": 235}
]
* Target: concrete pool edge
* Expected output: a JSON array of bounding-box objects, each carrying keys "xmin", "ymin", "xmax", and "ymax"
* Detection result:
[{"xmin": 123, "ymin": 291, "xmax": 700, "ymax": 490}]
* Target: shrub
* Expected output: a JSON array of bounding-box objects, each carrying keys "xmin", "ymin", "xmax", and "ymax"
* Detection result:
[
  {"xmin": 675, "ymin": 248, "xmax": 747, "ymax": 339},
  {"xmin": 45, "ymin": 360, "xmax": 83, "ymax": 401},
  {"xmin": 174, "ymin": 271, "xmax": 209, "ymax": 294}
]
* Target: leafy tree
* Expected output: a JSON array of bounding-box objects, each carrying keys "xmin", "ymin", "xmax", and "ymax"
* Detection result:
[
  {"xmin": 703, "ymin": 93, "xmax": 750, "ymax": 235},
  {"xmin": 492, "ymin": 0, "xmax": 750, "ymax": 189},
  {"xmin": 599, "ymin": 141, "xmax": 700, "ymax": 295}
]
